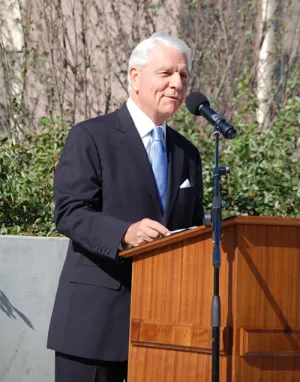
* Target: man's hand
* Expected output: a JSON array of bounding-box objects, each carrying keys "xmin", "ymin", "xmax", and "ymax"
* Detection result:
[{"xmin": 122, "ymin": 218, "xmax": 170, "ymax": 247}]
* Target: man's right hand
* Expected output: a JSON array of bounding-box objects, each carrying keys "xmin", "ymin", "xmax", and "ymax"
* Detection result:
[{"xmin": 122, "ymin": 218, "xmax": 170, "ymax": 247}]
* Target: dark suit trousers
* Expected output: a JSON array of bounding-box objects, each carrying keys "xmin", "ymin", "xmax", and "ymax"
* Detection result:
[{"xmin": 55, "ymin": 352, "xmax": 127, "ymax": 382}]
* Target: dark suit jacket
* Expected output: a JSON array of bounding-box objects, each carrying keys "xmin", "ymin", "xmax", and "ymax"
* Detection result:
[{"xmin": 47, "ymin": 104, "xmax": 203, "ymax": 361}]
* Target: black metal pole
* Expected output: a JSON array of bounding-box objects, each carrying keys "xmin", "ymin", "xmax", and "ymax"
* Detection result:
[
  {"xmin": 212, "ymin": 268, "xmax": 220, "ymax": 382},
  {"xmin": 211, "ymin": 130, "xmax": 231, "ymax": 382},
  {"xmin": 211, "ymin": 131, "xmax": 221, "ymax": 382}
]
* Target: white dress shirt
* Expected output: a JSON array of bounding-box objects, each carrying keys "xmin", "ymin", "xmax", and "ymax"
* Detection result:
[
  {"xmin": 119, "ymin": 98, "xmax": 167, "ymax": 250},
  {"xmin": 126, "ymin": 97, "xmax": 167, "ymax": 161}
]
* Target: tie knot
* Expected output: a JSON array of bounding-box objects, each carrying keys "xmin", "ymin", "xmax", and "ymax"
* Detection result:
[{"xmin": 152, "ymin": 126, "xmax": 164, "ymax": 142}]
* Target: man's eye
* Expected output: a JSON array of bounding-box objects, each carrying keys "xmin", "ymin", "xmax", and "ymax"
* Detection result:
[{"xmin": 181, "ymin": 73, "xmax": 188, "ymax": 78}]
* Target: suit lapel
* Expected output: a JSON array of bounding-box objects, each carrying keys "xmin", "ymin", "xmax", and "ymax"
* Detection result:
[
  {"xmin": 163, "ymin": 126, "xmax": 185, "ymax": 226},
  {"xmin": 115, "ymin": 104, "xmax": 163, "ymax": 216}
]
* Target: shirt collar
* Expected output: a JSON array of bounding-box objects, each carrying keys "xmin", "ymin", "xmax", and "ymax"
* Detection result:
[{"xmin": 126, "ymin": 97, "xmax": 167, "ymax": 139}]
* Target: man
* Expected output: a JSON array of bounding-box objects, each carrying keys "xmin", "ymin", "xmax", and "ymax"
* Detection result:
[{"xmin": 47, "ymin": 32, "xmax": 204, "ymax": 382}]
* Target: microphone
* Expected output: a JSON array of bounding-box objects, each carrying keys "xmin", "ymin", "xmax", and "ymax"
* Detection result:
[{"xmin": 185, "ymin": 92, "xmax": 237, "ymax": 139}]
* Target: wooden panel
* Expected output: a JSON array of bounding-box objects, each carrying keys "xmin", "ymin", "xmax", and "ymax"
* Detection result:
[
  {"xmin": 235, "ymin": 225, "xmax": 300, "ymax": 330},
  {"xmin": 236, "ymin": 357, "xmax": 300, "ymax": 382},
  {"xmin": 240, "ymin": 328, "xmax": 300, "ymax": 356},
  {"xmin": 128, "ymin": 225, "xmax": 237, "ymax": 381},
  {"xmin": 129, "ymin": 226, "xmax": 236, "ymax": 327},
  {"xmin": 233, "ymin": 224, "xmax": 300, "ymax": 381},
  {"xmin": 126, "ymin": 218, "xmax": 300, "ymax": 382},
  {"xmin": 127, "ymin": 346, "xmax": 230, "ymax": 382},
  {"xmin": 131, "ymin": 319, "xmax": 229, "ymax": 354}
]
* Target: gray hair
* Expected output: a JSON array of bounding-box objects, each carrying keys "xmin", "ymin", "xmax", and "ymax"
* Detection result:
[{"xmin": 127, "ymin": 32, "xmax": 191, "ymax": 93}]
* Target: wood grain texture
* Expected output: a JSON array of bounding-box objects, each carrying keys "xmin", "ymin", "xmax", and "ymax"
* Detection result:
[
  {"xmin": 234, "ymin": 222, "xmax": 300, "ymax": 381},
  {"xmin": 240, "ymin": 328, "xmax": 300, "ymax": 356},
  {"xmin": 131, "ymin": 319, "xmax": 228, "ymax": 354},
  {"xmin": 127, "ymin": 224, "xmax": 235, "ymax": 381},
  {"xmin": 128, "ymin": 346, "xmax": 229, "ymax": 382},
  {"xmin": 125, "ymin": 217, "xmax": 300, "ymax": 381}
]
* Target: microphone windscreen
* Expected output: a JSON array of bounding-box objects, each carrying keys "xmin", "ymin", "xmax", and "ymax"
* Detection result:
[{"xmin": 185, "ymin": 92, "xmax": 210, "ymax": 115}]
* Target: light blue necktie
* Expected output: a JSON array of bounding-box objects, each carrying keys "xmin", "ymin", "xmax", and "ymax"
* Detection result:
[{"xmin": 150, "ymin": 126, "xmax": 168, "ymax": 212}]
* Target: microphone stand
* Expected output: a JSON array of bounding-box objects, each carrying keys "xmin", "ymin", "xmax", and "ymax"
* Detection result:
[{"xmin": 210, "ymin": 128, "xmax": 230, "ymax": 382}]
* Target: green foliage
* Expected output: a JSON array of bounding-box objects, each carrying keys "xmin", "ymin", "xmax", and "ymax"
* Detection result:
[
  {"xmin": 0, "ymin": 117, "xmax": 70, "ymax": 235},
  {"xmin": 174, "ymin": 94, "xmax": 300, "ymax": 218},
  {"xmin": 222, "ymin": 97, "xmax": 300, "ymax": 217},
  {"xmin": 0, "ymin": 92, "xmax": 299, "ymax": 236}
]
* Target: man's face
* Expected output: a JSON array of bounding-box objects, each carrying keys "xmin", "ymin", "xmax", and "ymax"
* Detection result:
[{"xmin": 130, "ymin": 44, "xmax": 189, "ymax": 125}]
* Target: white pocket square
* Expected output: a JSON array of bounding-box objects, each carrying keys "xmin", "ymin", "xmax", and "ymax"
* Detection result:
[{"xmin": 180, "ymin": 178, "xmax": 191, "ymax": 188}]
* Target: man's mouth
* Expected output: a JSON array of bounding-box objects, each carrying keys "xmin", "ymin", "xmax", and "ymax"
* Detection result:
[{"xmin": 166, "ymin": 95, "xmax": 179, "ymax": 100}]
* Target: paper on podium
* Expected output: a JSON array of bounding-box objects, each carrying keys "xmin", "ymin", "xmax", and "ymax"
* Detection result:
[{"xmin": 166, "ymin": 226, "xmax": 198, "ymax": 236}]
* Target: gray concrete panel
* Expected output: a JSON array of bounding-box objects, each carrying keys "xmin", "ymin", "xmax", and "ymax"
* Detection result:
[{"xmin": 0, "ymin": 236, "xmax": 68, "ymax": 382}]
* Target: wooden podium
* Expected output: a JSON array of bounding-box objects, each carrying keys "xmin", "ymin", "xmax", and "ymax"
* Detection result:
[{"xmin": 121, "ymin": 216, "xmax": 300, "ymax": 381}]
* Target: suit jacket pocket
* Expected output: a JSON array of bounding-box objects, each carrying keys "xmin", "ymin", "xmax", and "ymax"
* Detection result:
[
  {"xmin": 69, "ymin": 265, "xmax": 121, "ymax": 290},
  {"xmin": 172, "ymin": 186, "xmax": 196, "ymax": 229}
]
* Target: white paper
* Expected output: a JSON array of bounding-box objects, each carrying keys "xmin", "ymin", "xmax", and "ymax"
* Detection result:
[{"xmin": 166, "ymin": 226, "xmax": 198, "ymax": 236}]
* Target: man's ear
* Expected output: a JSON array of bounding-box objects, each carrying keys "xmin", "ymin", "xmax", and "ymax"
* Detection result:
[{"xmin": 130, "ymin": 67, "xmax": 140, "ymax": 92}]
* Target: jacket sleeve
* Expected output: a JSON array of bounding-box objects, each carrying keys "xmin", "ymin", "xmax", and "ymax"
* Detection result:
[{"xmin": 54, "ymin": 124, "xmax": 132, "ymax": 260}]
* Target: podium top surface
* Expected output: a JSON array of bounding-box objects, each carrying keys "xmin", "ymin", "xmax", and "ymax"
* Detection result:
[{"xmin": 120, "ymin": 216, "xmax": 300, "ymax": 259}]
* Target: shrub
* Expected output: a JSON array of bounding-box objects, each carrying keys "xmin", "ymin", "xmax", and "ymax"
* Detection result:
[
  {"xmin": 0, "ymin": 95, "xmax": 299, "ymax": 236},
  {"xmin": 175, "ymin": 96, "xmax": 300, "ymax": 218},
  {"xmin": 0, "ymin": 117, "xmax": 70, "ymax": 235}
]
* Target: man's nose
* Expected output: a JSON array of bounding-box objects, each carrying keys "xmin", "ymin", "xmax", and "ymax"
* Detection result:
[{"xmin": 169, "ymin": 72, "xmax": 183, "ymax": 90}]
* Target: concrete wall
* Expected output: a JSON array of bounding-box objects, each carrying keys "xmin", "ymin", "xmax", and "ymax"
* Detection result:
[{"xmin": 0, "ymin": 236, "xmax": 69, "ymax": 382}]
